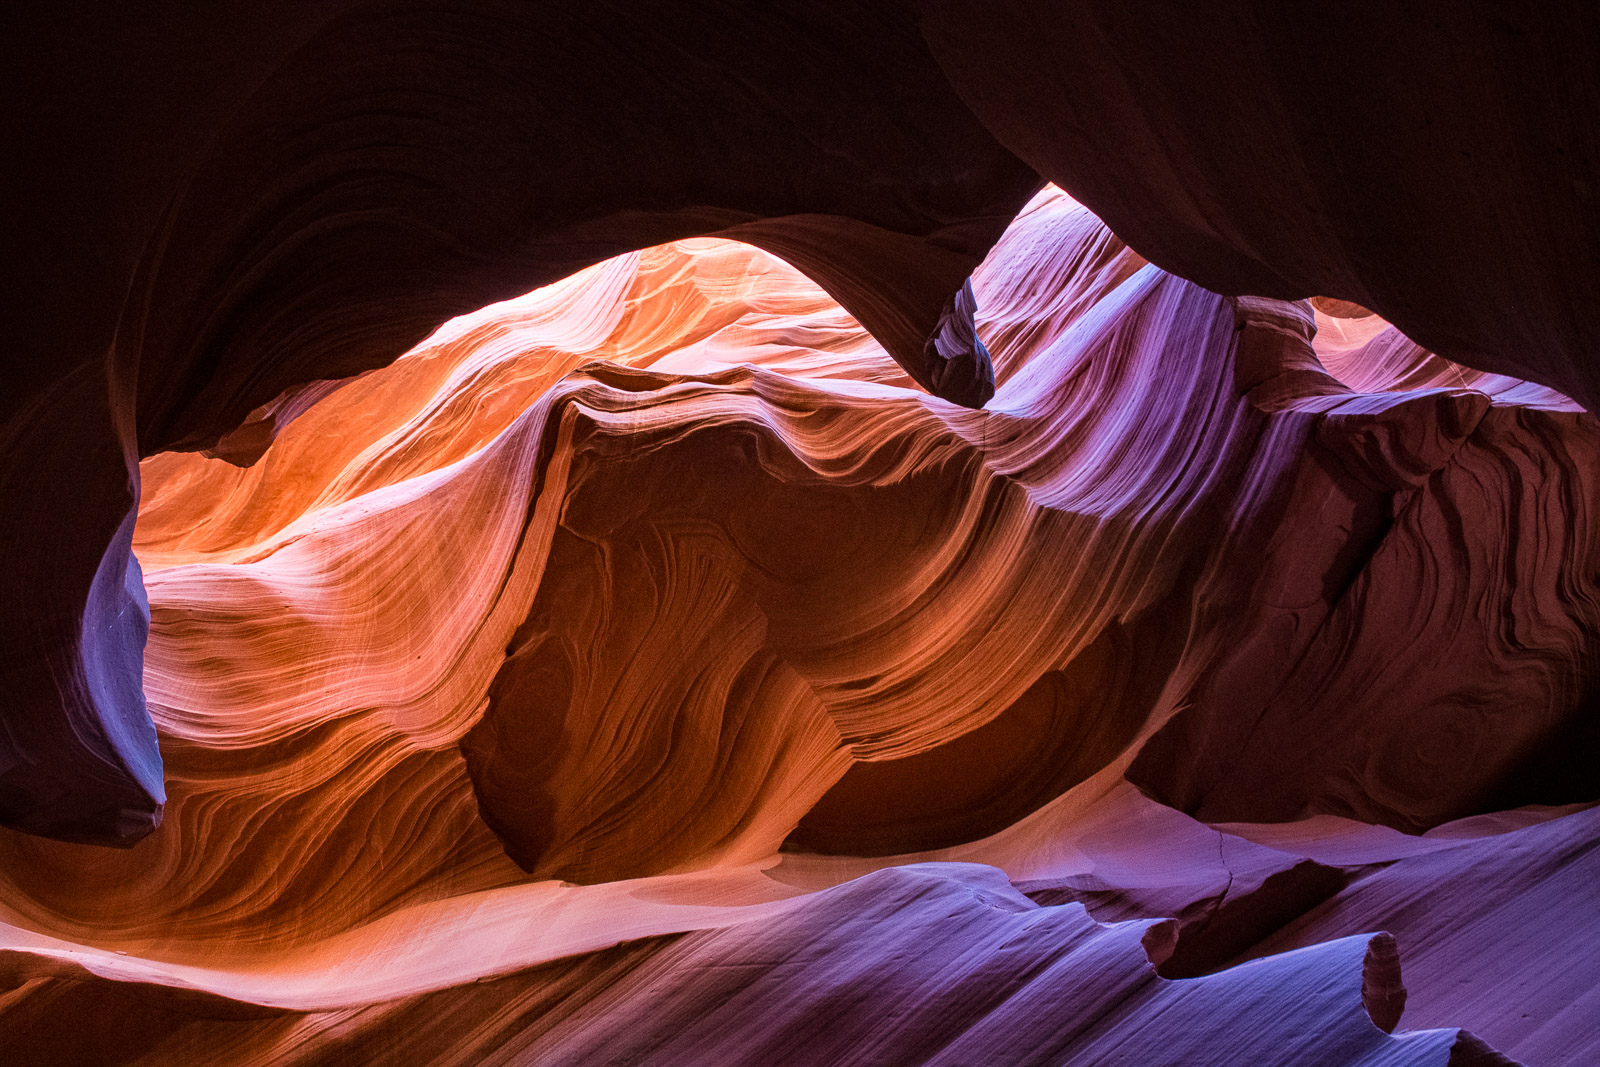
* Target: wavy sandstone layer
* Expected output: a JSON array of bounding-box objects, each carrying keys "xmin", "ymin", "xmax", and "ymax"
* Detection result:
[
  {"xmin": 0, "ymin": 187, "xmax": 1592, "ymax": 1063},
  {"xmin": 2, "ymin": 1, "xmax": 1043, "ymax": 846}
]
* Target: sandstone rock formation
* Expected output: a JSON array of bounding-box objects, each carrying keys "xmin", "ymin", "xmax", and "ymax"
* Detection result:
[
  {"xmin": 922, "ymin": 2, "xmax": 1600, "ymax": 411},
  {"xmin": 0, "ymin": 185, "xmax": 1590, "ymax": 1062},
  {"xmin": 6, "ymin": 5, "xmax": 1599, "ymax": 1064},
  {"xmin": 3, "ymin": 0, "xmax": 1040, "ymax": 846}
]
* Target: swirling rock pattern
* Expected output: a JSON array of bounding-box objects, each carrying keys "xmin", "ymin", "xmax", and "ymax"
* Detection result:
[
  {"xmin": 0, "ymin": 185, "xmax": 1591, "ymax": 1062},
  {"xmin": 3, "ymin": 0, "xmax": 1042, "ymax": 845}
]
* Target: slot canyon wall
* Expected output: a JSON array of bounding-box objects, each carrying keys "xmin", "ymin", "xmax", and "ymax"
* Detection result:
[{"xmin": 4, "ymin": 3, "xmax": 1599, "ymax": 1065}]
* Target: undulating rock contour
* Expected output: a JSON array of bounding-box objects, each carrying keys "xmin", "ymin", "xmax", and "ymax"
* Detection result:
[{"xmin": 6, "ymin": 6, "xmax": 1598, "ymax": 1064}]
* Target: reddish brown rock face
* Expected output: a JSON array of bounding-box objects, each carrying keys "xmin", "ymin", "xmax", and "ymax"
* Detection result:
[{"xmin": 5, "ymin": 6, "xmax": 1599, "ymax": 1065}]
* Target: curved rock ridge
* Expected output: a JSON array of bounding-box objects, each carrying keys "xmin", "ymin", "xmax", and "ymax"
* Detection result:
[
  {"xmin": 0, "ymin": 187, "xmax": 1584, "ymax": 1063},
  {"xmin": 134, "ymin": 241, "xmax": 900, "ymax": 572}
]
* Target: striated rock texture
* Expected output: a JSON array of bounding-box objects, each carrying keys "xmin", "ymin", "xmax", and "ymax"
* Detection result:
[
  {"xmin": 0, "ymin": 185, "xmax": 1591, "ymax": 1063},
  {"xmin": 2, "ymin": 0, "xmax": 1041, "ymax": 845},
  {"xmin": 7, "ymin": 7, "xmax": 1600, "ymax": 1060}
]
